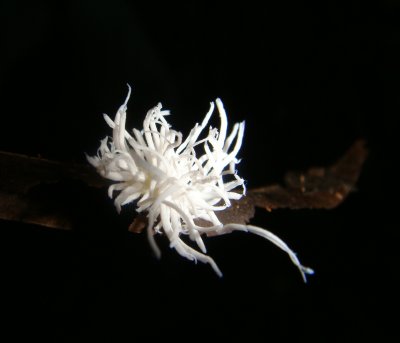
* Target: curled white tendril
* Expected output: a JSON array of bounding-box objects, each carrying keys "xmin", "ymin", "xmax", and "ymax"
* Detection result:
[{"xmin": 87, "ymin": 85, "xmax": 314, "ymax": 281}]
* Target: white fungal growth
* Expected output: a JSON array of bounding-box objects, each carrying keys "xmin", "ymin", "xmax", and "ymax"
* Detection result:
[{"xmin": 87, "ymin": 86, "xmax": 314, "ymax": 281}]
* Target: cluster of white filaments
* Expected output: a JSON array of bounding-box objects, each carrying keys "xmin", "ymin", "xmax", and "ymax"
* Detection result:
[{"xmin": 88, "ymin": 86, "xmax": 314, "ymax": 281}]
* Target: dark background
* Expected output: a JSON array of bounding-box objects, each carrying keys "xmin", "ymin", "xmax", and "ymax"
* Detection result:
[{"xmin": 0, "ymin": 1, "xmax": 397, "ymax": 341}]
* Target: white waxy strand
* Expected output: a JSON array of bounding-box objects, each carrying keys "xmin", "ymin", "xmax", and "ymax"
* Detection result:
[
  {"xmin": 149, "ymin": 113, "xmax": 161, "ymax": 149},
  {"xmin": 170, "ymin": 209, "xmax": 183, "ymax": 245},
  {"xmin": 160, "ymin": 205, "xmax": 174, "ymax": 238},
  {"xmin": 224, "ymin": 179, "xmax": 244, "ymax": 192},
  {"xmin": 122, "ymin": 84, "xmax": 131, "ymax": 109},
  {"xmin": 108, "ymin": 183, "xmax": 128, "ymax": 198},
  {"xmin": 118, "ymin": 183, "xmax": 142, "ymax": 205},
  {"xmin": 159, "ymin": 123, "xmax": 167, "ymax": 151},
  {"xmin": 127, "ymin": 139, "xmax": 170, "ymax": 171},
  {"xmin": 132, "ymin": 128, "xmax": 147, "ymax": 148},
  {"xmin": 226, "ymin": 191, "xmax": 243, "ymax": 200},
  {"xmin": 128, "ymin": 148, "xmax": 166, "ymax": 180},
  {"xmin": 117, "ymin": 109, "xmax": 127, "ymax": 151},
  {"xmin": 220, "ymin": 122, "xmax": 245, "ymax": 169},
  {"xmin": 160, "ymin": 205, "xmax": 205, "ymax": 266},
  {"xmin": 176, "ymin": 102, "xmax": 215, "ymax": 154},
  {"xmin": 102, "ymin": 170, "xmax": 132, "ymax": 182},
  {"xmin": 163, "ymin": 200, "xmax": 196, "ymax": 230},
  {"xmin": 215, "ymin": 98, "xmax": 228, "ymax": 147},
  {"xmin": 222, "ymin": 123, "xmax": 239, "ymax": 153},
  {"xmin": 216, "ymin": 223, "xmax": 314, "ymax": 282},
  {"xmin": 112, "ymin": 114, "xmax": 123, "ymax": 151},
  {"xmin": 87, "ymin": 88, "xmax": 313, "ymax": 281},
  {"xmin": 103, "ymin": 113, "xmax": 116, "ymax": 129},
  {"xmin": 192, "ymin": 228, "xmax": 207, "ymax": 253},
  {"xmin": 147, "ymin": 223, "xmax": 161, "ymax": 259}
]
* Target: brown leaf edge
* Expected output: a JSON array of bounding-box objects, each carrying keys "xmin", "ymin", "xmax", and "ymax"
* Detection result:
[{"xmin": 247, "ymin": 139, "xmax": 368, "ymax": 212}]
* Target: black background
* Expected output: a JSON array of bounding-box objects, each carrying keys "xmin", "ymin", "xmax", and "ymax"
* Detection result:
[{"xmin": 0, "ymin": 1, "xmax": 397, "ymax": 341}]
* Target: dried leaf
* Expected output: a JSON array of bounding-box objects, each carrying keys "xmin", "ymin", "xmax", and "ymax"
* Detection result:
[
  {"xmin": 128, "ymin": 213, "xmax": 148, "ymax": 233},
  {"xmin": 0, "ymin": 151, "xmax": 106, "ymax": 230},
  {"xmin": 248, "ymin": 140, "xmax": 368, "ymax": 211},
  {"xmin": 0, "ymin": 140, "xmax": 367, "ymax": 231}
]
